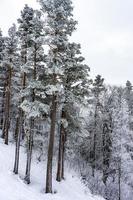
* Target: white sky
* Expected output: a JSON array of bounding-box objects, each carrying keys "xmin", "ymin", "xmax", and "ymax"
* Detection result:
[{"xmin": 0, "ymin": 0, "xmax": 133, "ymax": 85}]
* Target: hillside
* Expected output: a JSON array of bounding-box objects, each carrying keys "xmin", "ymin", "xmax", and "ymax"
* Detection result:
[{"xmin": 0, "ymin": 138, "xmax": 104, "ymax": 200}]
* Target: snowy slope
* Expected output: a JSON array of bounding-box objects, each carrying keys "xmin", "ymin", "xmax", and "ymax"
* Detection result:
[{"xmin": 0, "ymin": 139, "xmax": 104, "ymax": 200}]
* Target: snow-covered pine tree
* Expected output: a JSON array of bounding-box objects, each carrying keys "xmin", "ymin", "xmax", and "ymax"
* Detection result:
[
  {"xmin": 13, "ymin": 5, "xmax": 35, "ymax": 175},
  {"xmin": 101, "ymin": 87, "xmax": 113, "ymax": 185},
  {"xmin": 0, "ymin": 29, "xmax": 6, "ymax": 130},
  {"xmin": 17, "ymin": 4, "xmax": 35, "ymax": 139},
  {"xmin": 0, "ymin": 29, "xmax": 5, "ymax": 62},
  {"xmin": 125, "ymin": 81, "xmax": 133, "ymax": 109},
  {"xmin": 38, "ymin": 0, "xmax": 77, "ymax": 193},
  {"xmin": 56, "ymin": 42, "xmax": 91, "ymax": 182},
  {"xmin": 90, "ymin": 75, "xmax": 105, "ymax": 176},
  {"xmin": 110, "ymin": 87, "xmax": 133, "ymax": 200},
  {"xmin": 124, "ymin": 80, "xmax": 133, "ymax": 130},
  {"xmin": 17, "ymin": 6, "xmax": 48, "ymax": 183},
  {"xmin": 2, "ymin": 24, "xmax": 19, "ymax": 145}
]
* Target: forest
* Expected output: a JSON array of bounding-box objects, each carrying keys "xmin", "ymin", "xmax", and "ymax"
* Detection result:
[{"xmin": 0, "ymin": 0, "xmax": 133, "ymax": 200}]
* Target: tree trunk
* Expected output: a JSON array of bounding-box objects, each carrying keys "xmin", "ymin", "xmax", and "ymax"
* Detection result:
[
  {"xmin": 92, "ymin": 106, "xmax": 98, "ymax": 177},
  {"xmin": 14, "ymin": 116, "xmax": 19, "ymax": 140},
  {"xmin": 0, "ymin": 85, "xmax": 6, "ymax": 130},
  {"xmin": 21, "ymin": 72, "xmax": 26, "ymax": 140},
  {"xmin": 2, "ymin": 66, "xmax": 12, "ymax": 145},
  {"xmin": 13, "ymin": 108, "xmax": 24, "ymax": 174},
  {"xmin": 102, "ymin": 122, "xmax": 111, "ymax": 185},
  {"xmin": 56, "ymin": 121, "xmax": 63, "ymax": 182},
  {"xmin": 56, "ymin": 109, "xmax": 67, "ymax": 181},
  {"xmin": 24, "ymin": 118, "xmax": 34, "ymax": 184},
  {"xmin": 61, "ymin": 129, "xmax": 66, "ymax": 180},
  {"xmin": 102, "ymin": 123, "xmax": 107, "ymax": 185},
  {"xmin": 92, "ymin": 133, "xmax": 96, "ymax": 177},
  {"xmin": 13, "ymin": 70, "xmax": 27, "ymax": 174},
  {"xmin": 13, "ymin": 113, "xmax": 21, "ymax": 174},
  {"xmin": 46, "ymin": 95, "xmax": 57, "ymax": 193}
]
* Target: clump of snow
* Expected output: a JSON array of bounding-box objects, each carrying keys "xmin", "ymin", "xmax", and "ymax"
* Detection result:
[
  {"xmin": 0, "ymin": 138, "xmax": 104, "ymax": 200},
  {"xmin": 20, "ymin": 100, "xmax": 49, "ymax": 118}
]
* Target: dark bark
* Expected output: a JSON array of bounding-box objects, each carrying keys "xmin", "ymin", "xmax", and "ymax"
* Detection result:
[
  {"xmin": 2, "ymin": 66, "xmax": 12, "ymax": 145},
  {"xmin": 46, "ymin": 95, "xmax": 57, "ymax": 193},
  {"xmin": 21, "ymin": 72, "xmax": 26, "ymax": 140},
  {"xmin": 0, "ymin": 85, "xmax": 6, "ymax": 130},
  {"xmin": 24, "ymin": 118, "xmax": 34, "ymax": 184},
  {"xmin": 13, "ymin": 113, "xmax": 21, "ymax": 174},
  {"xmin": 92, "ymin": 104, "xmax": 98, "ymax": 177},
  {"xmin": 92, "ymin": 132, "xmax": 96, "ymax": 177},
  {"xmin": 102, "ymin": 123, "xmax": 108, "ymax": 185},
  {"xmin": 56, "ymin": 121, "xmax": 63, "ymax": 182},
  {"xmin": 102, "ymin": 121, "xmax": 112, "ymax": 185},
  {"xmin": 13, "ymin": 70, "xmax": 27, "ymax": 174},
  {"xmin": 56, "ymin": 109, "xmax": 67, "ymax": 182},
  {"xmin": 14, "ymin": 116, "xmax": 19, "ymax": 140},
  {"xmin": 61, "ymin": 129, "xmax": 66, "ymax": 180}
]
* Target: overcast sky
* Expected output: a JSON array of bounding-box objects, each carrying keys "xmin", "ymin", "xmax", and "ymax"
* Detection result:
[{"xmin": 0, "ymin": 0, "xmax": 132, "ymax": 85}]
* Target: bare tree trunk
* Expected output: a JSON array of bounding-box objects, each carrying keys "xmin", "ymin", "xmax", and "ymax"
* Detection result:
[
  {"xmin": 102, "ymin": 122, "xmax": 111, "ymax": 185},
  {"xmin": 0, "ymin": 85, "xmax": 6, "ymax": 130},
  {"xmin": 13, "ymin": 69, "xmax": 27, "ymax": 174},
  {"xmin": 2, "ymin": 118, "xmax": 6, "ymax": 139},
  {"xmin": 61, "ymin": 128, "xmax": 66, "ymax": 180},
  {"xmin": 14, "ymin": 116, "xmax": 19, "ymax": 140},
  {"xmin": 56, "ymin": 121, "xmax": 63, "ymax": 182},
  {"xmin": 13, "ymin": 45, "xmax": 27, "ymax": 174},
  {"xmin": 46, "ymin": 95, "xmax": 57, "ymax": 193},
  {"xmin": 2, "ymin": 66, "xmax": 12, "ymax": 145},
  {"xmin": 102, "ymin": 123, "xmax": 107, "ymax": 185},
  {"xmin": 56, "ymin": 109, "xmax": 67, "ymax": 181},
  {"xmin": 92, "ymin": 106, "xmax": 98, "ymax": 177},
  {"xmin": 24, "ymin": 118, "xmax": 34, "ymax": 184},
  {"xmin": 92, "ymin": 131, "xmax": 96, "ymax": 177},
  {"xmin": 21, "ymin": 72, "xmax": 26, "ymax": 140},
  {"xmin": 13, "ymin": 108, "xmax": 25, "ymax": 174},
  {"xmin": 13, "ymin": 113, "xmax": 21, "ymax": 174}
]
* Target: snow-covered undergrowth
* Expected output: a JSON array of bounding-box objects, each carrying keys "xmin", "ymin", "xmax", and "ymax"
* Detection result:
[{"xmin": 0, "ymin": 139, "xmax": 104, "ymax": 200}]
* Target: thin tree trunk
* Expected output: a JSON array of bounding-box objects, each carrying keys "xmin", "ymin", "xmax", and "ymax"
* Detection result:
[
  {"xmin": 0, "ymin": 85, "xmax": 6, "ymax": 130},
  {"xmin": 2, "ymin": 66, "xmax": 12, "ymax": 145},
  {"xmin": 92, "ymin": 131, "xmax": 96, "ymax": 177},
  {"xmin": 24, "ymin": 118, "xmax": 34, "ymax": 184},
  {"xmin": 102, "ymin": 123, "xmax": 107, "ymax": 185},
  {"xmin": 2, "ymin": 118, "xmax": 6, "ymax": 139},
  {"xmin": 21, "ymin": 72, "xmax": 26, "ymax": 140},
  {"xmin": 13, "ymin": 113, "xmax": 21, "ymax": 174},
  {"xmin": 92, "ymin": 106, "xmax": 98, "ymax": 177},
  {"xmin": 46, "ymin": 95, "xmax": 57, "ymax": 193},
  {"xmin": 56, "ymin": 109, "xmax": 67, "ymax": 181},
  {"xmin": 56, "ymin": 121, "xmax": 63, "ymax": 182},
  {"xmin": 14, "ymin": 116, "xmax": 19, "ymax": 140},
  {"xmin": 13, "ymin": 70, "xmax": 27, "ymax": 174},
  {"xmin": 102, "ymin": 122, "xmax": 111, "ymax": 185},
  {"xmin": 61, "ymin": 129, "xmax": 66, "ymax": 180}
]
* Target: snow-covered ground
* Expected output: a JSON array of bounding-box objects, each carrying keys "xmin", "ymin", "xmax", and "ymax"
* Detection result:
[{"xmin": 0, "ymin": 139, "xmax": 104, "ymax": 200}]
